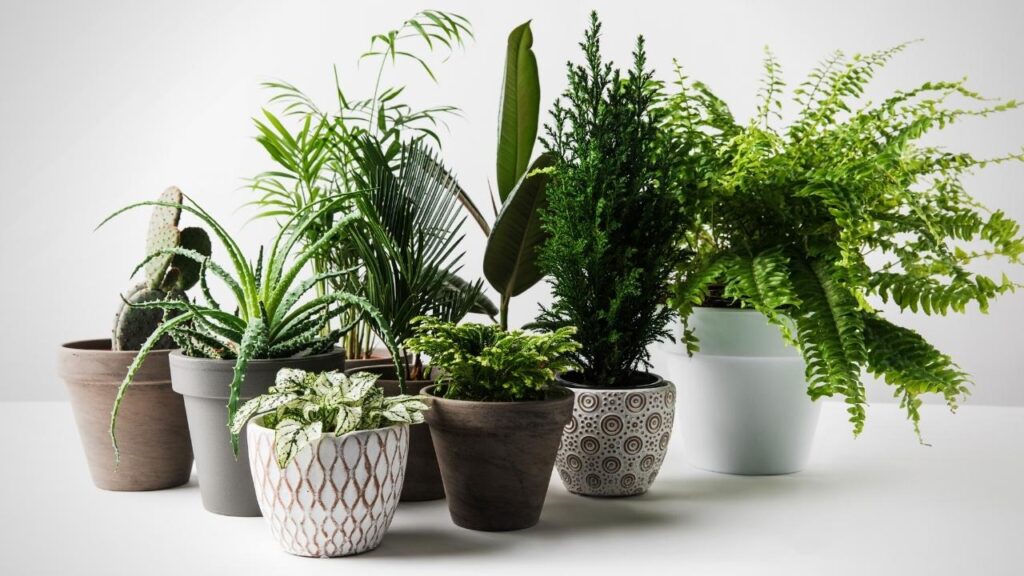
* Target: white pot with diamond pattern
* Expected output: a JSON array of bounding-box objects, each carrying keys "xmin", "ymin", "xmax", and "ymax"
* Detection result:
[{"xmin": 247, "ymin": 418, "xmax": 409, "ymax": 557}]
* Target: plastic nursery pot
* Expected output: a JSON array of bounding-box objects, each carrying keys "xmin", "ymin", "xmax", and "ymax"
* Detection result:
[
  {"xmin": 424, "ymin": 384, "xmax": 573, "ymax": 531},
  {"xmin": 248, "ymin": 417, "xmax": 409, "ymax": 557},
  {"xmin": 57, "ymin": 339, "xmax": 193, "ymax": 491},
  {"xmin": 554, "ymin": 370, "xmax": 676, "ymax": 497},
  {"xmin": 665, "ymin": 307, "xmax": 821, "ymax": 475},
  {"xmin": 170, "ymin": 349, "xmax": 345, "ymax": 516},
  {"xmin": 346, "ymin": 364, "xmax": 443, "ymax": 502}
]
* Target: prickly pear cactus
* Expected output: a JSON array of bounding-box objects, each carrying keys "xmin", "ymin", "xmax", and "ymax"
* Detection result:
[
  {"xmin": 112, "ymin": 283, "xmax": 182, "ymax": 351},
  {"xmin": 111, "ymin": 186, "xmax": 212, "ymax": 351},
  {"xmin": 144, "ymin": 187, "xmax": 184, "ymax": 290}
]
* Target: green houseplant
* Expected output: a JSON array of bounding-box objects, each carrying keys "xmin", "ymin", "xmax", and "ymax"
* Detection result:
[
  {"xmin": 344, "ymin": 136, "xmax": 490, "ymax": 500},
  {"xmin": 664, "ymin": 44, "xmax": 1024, "ymax": 474},
  {"xmin": 405, "ymin": 317, "xmax": 578, "ymax": 531},
  {"xmin": 246, "ymin": 10, "xmax": 481, "ymax": 362},
  {"xmin": 58, "ymin": 187, "xmax": 203, "ymax": 491},
  {"xmin": 99, "ymin": 193, "xmax": 398, "ymax": 515},
  {"xmin": 235, "ymin": 368, "xmax": 427, "ymax": 557},
  {"xmin": 538, "ymin": 12, "xmax": 680, "ymax": 497}
]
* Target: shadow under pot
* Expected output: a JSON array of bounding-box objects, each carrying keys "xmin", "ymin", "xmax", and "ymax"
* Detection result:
[
  {"xmin": 57, "ymin": 339, "xmax": 193, "ymax": 491},
  {"xmin": 170, "ymin": 349, "xmax": 345, "ymax": 516},
  {"xmin": 248, "ymin": 417, "xmax": 409, "ymax": 557},
  {"xmin": 345, "ymin": 364, "xmax": 443, "ymax": 501},
  {"xmin": 424, "ymin": 384, "xmax": 573, "ymax": 531},
  {"xmin": 554, "ymin": 371, "xmax": 676, "ymax": 497},
  {"xmin": 665, "ymin": 307, "xmax": 821, "ymax": 475}
]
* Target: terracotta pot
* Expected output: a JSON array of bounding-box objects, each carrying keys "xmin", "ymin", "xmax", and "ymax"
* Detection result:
[
  {"xmin": 554, "ymin": 371, "xmax": 676, "ymax": 497},
  {"xmin": 346, "ymin": 363, "xmax": 442, "ymax": 501},
  {"xmin": 57, "ymin": 339, "xmax": 192, "ymax": 491},
  {"xmin": 424, "ymin": 385, "xmax": 573, "ymax": 531},
  {"xmin": 248, "ymin": 418, "xmax": 408, "ymax": 557},
  {"xmin": 171, "ymin": 349, "xmax": 345, "ymax": 516}
]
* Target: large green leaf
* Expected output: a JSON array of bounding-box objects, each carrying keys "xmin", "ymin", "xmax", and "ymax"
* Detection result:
[
  {"xmin": 484, "ymin": 152, "xmax": 556, "ymax": 299},
  {"xmin": 496, "ymin": 21, "xmax": 540, "ymax": 202}
]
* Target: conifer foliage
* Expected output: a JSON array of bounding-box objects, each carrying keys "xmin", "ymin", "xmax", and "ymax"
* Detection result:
[
  {"xmin": 666, "ymin": 44, "xmax": 1024, "ymax": 435},
  {"xmin": 538, "ymin": 12, "xmax": 682, "ymax": 388}
]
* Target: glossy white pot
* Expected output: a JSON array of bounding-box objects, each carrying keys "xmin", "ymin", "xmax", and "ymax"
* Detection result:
[{"xmin": 664, "ymin": 307, "xmax": 820, "ymax": 475}]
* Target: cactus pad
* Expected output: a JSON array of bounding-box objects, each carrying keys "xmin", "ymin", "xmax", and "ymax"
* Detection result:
[
  {"xmin": 170, "ymin": 226, "xmax": 212, "ymax": 291},
  {"xmin": 112, "ymin": 283, "xmax": 181, "ymax": 351},
  {"xmin": 144, "ymin": 187, "xmax": 184, "ymax": 289}
]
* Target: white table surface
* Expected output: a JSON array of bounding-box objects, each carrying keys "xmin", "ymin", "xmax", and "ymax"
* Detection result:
[{"xmin": 1, "ymin": 400, "xmax": 1021, "ymax": 575}]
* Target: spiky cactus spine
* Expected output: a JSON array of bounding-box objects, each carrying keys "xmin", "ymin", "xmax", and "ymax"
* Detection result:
[{"xmin": 112, "ymin": 187, "xmax": 211, "ymax": 351}]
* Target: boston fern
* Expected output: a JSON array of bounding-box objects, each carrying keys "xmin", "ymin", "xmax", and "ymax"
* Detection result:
[
  {"xmin": 666, "ymin": 44, "xmax": 1024, "ymax": 435},
  {"xmin": 405, "ymin": 317, "xmax": 579, "ymax": 402},
  {"xmin": 229, "ymin": 368, "xmax": 428, "ymax": 468},
  {"xmin": 98, "ymin": 195, "xmax": 400, "ymax": 458},
  {"xmin": 537, "ymin": 12, "xmax": 681, "ymax": 388}
]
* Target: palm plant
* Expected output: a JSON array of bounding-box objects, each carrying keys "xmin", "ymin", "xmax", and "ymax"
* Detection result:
[
  {"xmin": 666, "ymin": 44, "xmax": 1024, "ymax": 435},
  {"xmin": 348, "ymin": 136, "xmax": 488, "ymax": 381},
  {"xmin": 98, "ymin": 194, "xmax": 400, "ymax": 459},
  {"xmin": 245, "ymin": 10, "xmax": 478, "ymax": 360}
]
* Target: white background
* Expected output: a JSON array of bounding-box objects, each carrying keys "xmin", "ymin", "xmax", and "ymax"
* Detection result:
[{"xmin": 2, "ymin": 0, "xmax": 1022, "ymax": 406}]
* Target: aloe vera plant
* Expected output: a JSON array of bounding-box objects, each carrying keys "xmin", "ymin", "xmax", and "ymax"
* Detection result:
[
  {"xmin": 230, "ymin": 368, "xmax": 428, "ymax": 468},
  {"xmin": 98, "ymin": 194, "xmax": 401, "ymax": 460}
]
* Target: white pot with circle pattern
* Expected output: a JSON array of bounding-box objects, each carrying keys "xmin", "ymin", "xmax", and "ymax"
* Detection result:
[
  {"xmin": 554, "ymin": 372, "xmax": 676, "ymax": 497},
  {"xmin": 247, "ymin": 418, "xmax": 409, "ymax": 557}
]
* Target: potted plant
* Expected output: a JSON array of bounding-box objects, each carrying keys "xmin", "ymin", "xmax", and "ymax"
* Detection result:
[
  {"xmin": 99, "ymin": 194, "xmax": 399, "ymax": 515},
  {"xmin": 664, "ymin": 45, "xmax": 1024, "ymax": 474},
  {"xmin": 344, "ymin": 137, "xmax": 494, "ymax": 501},
  {"xmin": 245, "ymin": 10, "xmax": 476, "ymax": 366},
  {"xmin": 405, "ymin": 317, "xmax": 578, "ymax": 531},
  {"xmin": 58, "ymin": 186, "xmax": 208, "ymax": 491},
  {"xmin": 537, "ymin": 12, "xmax": 681, "ymax": 497},
  {"xmin": 230, "ymin": 368, "xmax": 427, "ymax": 557}
]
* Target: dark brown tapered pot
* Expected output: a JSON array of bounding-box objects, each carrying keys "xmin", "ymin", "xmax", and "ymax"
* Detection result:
[
  {"xmin": 343, "ymin": 350, "xmax": 392, "ymax": 370},
  {"xmin": 57, "ymin": 339, "xmax": 193, "ymax": 491},
  {"xmin": 346, "ymin": 363, "xmax": 443, "ymax": 501},
  {"xmin": 424, "ymin": 385, "xmax": 574, "ymax": 531}
]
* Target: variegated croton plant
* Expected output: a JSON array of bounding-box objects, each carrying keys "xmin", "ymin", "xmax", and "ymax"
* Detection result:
[
  {"xmin": 98, "ymin": 194, "xmax": 403, "ymax": 461},
  {"xmin": 231, "ymin": 368, "xmax": 429, "ymax": 468}
]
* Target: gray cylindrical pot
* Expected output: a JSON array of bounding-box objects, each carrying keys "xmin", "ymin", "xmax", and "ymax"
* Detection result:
[
  {"xmin": 57, "ymin": 339, "xmax": 193, "ymax": 491},
  {"xmin": 170, "ymin": 349, "xmax": 345, "ymax": 516},
  {"xmin": 554, "ymin": 371, "xmax": 676, "ymax": 497},
  {"xmin": 424, "ymin": 385, "xmax": 573, "ymax": 531},
  {"xmin": 346, "ymin": 364, "xmax": 443, "ymax": 501}
]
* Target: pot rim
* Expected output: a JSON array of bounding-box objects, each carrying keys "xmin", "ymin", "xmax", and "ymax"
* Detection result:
[
  {"xmin": 247, "ymin": 415, "xmax": 408, "ymax": 438},
  {"xmin": 556, "ymin": 370, "xmax": 666, "ymax": 391},
  {"xmin": 169, "ymin": 347, "xmax": 345, "ymax": 366},
  {"xmin": 422, "ymin": 383, "xmax": 573, "ymax": 405},
  {"xmin": 59, "ymin": 338, "xmax": 174, "ymax": 355}
]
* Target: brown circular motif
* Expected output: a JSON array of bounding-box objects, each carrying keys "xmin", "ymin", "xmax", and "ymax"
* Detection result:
[
  {"xmin": 600, "ymin": 414, "xmax": 624, "ymax": 436},
  {"xmin": 640, "ymin": 454, "xmax": 656, "ymax": 472},
  {"xmin": 646, "ymin": 413, "xmax": 663, "ymax": 434},
  {"xmin": 620, "ymin": 473, "xmax": 637, "ymax": 488},
  {"xmin": 625, "ymin": 392, "xmax": 647, "ymax": 413},
  {"xmin": 566, "ymin": 454, "xmax": 583, "ymax": 472},
  {"xmin": 577, "ymin": 393, "xmax": 600, "ymax": 413},
  {"xmin": 659, "ymin": 431, "xmax": 671, "ymax": 450},
  {"xmin": 602, "ymin": 457, "xmax": 622, "ymax": 474},
  {"xmin": 623, "ymin": 436, "xmax": 644, "ymax": 455},
  {"xmin": 585, "ymin": 474, "xmax": 601, "ymax": 489},
  {"xmin": 564, "ymin": 416, "xmax": 578, "ymax": 434},
  {"xmin": 580, "ymin": 436, "xmax": 601, "ymax": 455}
]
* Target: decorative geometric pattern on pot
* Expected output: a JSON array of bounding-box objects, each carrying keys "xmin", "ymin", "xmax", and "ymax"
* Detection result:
[
  {"xmin": 248, "ymin": 424, "xmax": 408, "ymax": 557},
  {"xmin": 556, "ymin": 382, "xmax": 676, "ymax": 497}
]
